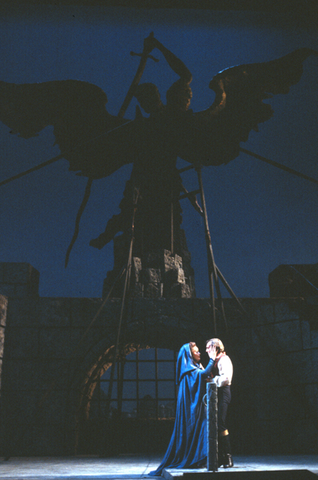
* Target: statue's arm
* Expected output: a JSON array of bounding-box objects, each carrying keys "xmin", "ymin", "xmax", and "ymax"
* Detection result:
[{"xmin": 144, "ymin": 35, "xmax": 192, "ymax": 84}]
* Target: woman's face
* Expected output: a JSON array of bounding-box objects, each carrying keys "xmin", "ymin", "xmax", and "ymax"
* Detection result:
[{"xmin": 190, "ymin": 344, "xmax": 201, "ymax": 364}]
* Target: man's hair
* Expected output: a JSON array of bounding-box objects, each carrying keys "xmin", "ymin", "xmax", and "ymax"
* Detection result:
[{"xmin": 206, "ymin": 338, "xmax": 225, "ymax": 353}]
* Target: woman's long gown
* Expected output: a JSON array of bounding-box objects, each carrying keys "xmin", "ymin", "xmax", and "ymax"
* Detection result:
[{"xmin": 149, "ymin": 343, "xmax": 214, "ymax": 476}]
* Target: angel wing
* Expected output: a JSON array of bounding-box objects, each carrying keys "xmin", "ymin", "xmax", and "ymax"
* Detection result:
[
  {"xmin": 176, "ymin": 48, "xmax": 318, "ymax": 167},
  {"xmin": 0, "ymin": 79, "xmax": 134, "ymax": 178}
]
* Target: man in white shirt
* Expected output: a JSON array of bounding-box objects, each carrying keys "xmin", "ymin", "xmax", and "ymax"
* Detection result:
[{"xmin": 206, "ymin": 338, "xmax": 233, "ymax": 468}]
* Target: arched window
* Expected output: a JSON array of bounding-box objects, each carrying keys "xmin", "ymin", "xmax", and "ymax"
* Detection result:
[{"xmin": 91, "ymin": 347, "xmax": 177, "ymax": 420}]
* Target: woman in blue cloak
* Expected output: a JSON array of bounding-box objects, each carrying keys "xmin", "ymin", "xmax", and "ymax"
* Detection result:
[{"xmin": 149, "ymin": 342, "xmax": 216, "ymax": 476}]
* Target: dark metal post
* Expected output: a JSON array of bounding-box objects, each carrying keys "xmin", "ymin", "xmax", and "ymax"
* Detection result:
[
  {"xmin": 207, "ymin": 382, "xmax": 218, "ymax": 472},
  {"xmin": 196, "ymin": 166, "xmax": 227, "ymax": 333},
  {"xmin": 105, "ymin": 187, "xmax": 139, "ymax": 418}
]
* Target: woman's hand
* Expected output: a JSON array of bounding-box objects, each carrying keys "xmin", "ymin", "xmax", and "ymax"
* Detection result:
[{"xmin": 208, "ymin": 344, "xmax": 217, "ymax": 360}]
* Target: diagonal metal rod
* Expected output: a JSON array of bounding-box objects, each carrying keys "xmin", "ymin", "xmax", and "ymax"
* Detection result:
[
  {"xmin": 0, "ymin": 154, "xmax": 63, "ymax": 187},
  {"xmin": 196, "ymin": 166, "xmax": 227, "ymax": 333},
  {"xmin": 215, "ymin": 265, "xmax": 247, "ymax": 315},
  {"xmin": 240, "ymin": 147, "xmax": 318, "ymax": 185}
]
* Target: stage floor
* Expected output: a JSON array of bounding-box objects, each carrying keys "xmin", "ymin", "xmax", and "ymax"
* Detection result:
[{"xmin": 0, "ymin": 454, "xmax": 317, "ymax": 479}]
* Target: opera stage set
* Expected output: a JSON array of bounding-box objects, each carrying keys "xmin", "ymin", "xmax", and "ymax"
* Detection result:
[{"xmin": 1, "ymin": 1, "xmax": 318, "ymax": 479}]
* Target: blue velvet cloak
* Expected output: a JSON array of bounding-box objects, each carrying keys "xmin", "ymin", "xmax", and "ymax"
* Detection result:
[{"xmin": 149, "ymin": 343, "xmax": 214, "ymax": 476}]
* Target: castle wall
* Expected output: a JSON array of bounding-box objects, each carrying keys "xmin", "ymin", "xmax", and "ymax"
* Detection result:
[{"xmin": 0, "ymin": 263, "xmax": 317, "ymax": 456}]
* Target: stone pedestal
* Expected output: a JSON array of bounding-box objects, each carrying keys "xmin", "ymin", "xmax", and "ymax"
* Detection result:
[{"xmin": 102, "ymin": 231, "xmax": 195, "ymax": 299}]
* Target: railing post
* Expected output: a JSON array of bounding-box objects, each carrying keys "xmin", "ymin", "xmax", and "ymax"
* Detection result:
[{"xmin": 207, "ymin": 382, "xmax": 218, "ymax": 472}]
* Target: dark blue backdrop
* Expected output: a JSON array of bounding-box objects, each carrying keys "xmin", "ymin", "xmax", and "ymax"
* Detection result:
[{"xmin": 0, "ymin": 5, "xmax": 317, "ymax": 298}]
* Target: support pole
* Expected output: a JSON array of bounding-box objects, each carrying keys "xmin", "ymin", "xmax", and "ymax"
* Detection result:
[
  {"xmin": 105, "ymin": 187, "xmax": 140, "ymax": 418},
  {"xmin": 207, "ymin": 382, "xmax": 218, "ymax": 472},
  {"xmin": 216, "ymin": 265, "xmax": 247, "ymax": 315},
  {"xmin": 196, "ymin": 166, "xmax": 227, "ymax": 333}
]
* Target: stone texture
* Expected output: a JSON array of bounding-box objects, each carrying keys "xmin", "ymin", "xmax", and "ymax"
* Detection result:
[
  {"xmin": 3, "ymin": 327, "xmax": 39, "ymax": 359},
  {"xmin": 255, "ymin": 302, "xmax": 275, "ymax": 325},
  {"xmin": 103, "ymin": 243, "xmax": 195, "ymax": 299},
  {"xmin": 3, "ymin": 358, "xmax": 70, "ymax": 391},
  {"xmin": 34, "ymin": 298, "xmax": 72, "ymax": 327},
  {"xmin": 284, "ymin": 349, "xmax": 318, "ymax": 384},
  {"xmin": 70, "ymin": 298, "xmax": 120, "ymax": 327},
  {"xmin": 301, "ymin": 318, "xmax": 312, "ymax": 349},
  {"xmin": 274, "ymin": 301, "xmax": 301, "ymax": 321},
  {"xmin": 38, "ymin": 328, "xmax": 85, "ymax": 359},
  {"xmin": 132, "ymin": 257, "xmax": 142, "ymax": 282},
  {"xmin": 4, "ymin": 298, "xmax": 37, "ymax": 327},
  {"xmin": 269, "ymin": 263, "xmax": 318, "ymax": 298},
  {"xmin": 251, "ymin": 319, "xmax": 302, "ymax": 354},
  {"xmin": 0, "ymin": 263, "xmax": 39, "ymax": 297},
  {"xmin": 0, "ymin": 295, "xmax": 8, "ymax": 327}
]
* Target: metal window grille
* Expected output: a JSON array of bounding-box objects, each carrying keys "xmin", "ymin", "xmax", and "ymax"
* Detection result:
[{"xmin": 93, "ymin": 347, "xmax": 177, "ymax": 420}]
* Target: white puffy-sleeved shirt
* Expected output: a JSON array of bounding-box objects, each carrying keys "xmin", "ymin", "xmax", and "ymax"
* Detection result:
[{"xmin": 212, "ymin": 354, "xmax": 233, "ymax": 387}]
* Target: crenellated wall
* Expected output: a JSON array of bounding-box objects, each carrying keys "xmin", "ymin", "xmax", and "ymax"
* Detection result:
[{"xmin": 0, "ymin": 263, "xmax": 317, "ymax": 456}]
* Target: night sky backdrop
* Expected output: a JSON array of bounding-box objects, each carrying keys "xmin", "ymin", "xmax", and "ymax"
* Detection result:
[{"xmin": 0, "ymin": 4, "xmax": 317, "ymax": 299}]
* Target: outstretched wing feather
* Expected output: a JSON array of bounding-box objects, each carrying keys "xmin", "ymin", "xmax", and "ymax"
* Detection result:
[
  {"xmin": 0, "ymin": 79, "xmax": 132, "ymax": 178},
  {"xmin": 188, "ymin": 48, "xmax": 318, "ymax": 167}
]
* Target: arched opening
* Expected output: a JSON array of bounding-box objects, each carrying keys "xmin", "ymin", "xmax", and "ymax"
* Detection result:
[{"xmin": 77, "ymin": 344, "xmax": 178, "ymax": 455}]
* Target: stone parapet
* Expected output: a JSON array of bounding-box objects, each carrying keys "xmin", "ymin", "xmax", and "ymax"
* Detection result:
[
  {"xmin": 269, "ymin": 263, "xmax": 318, "ymax": 298},
  {"xmin": 0, "ymin": 263, "xmax": 39, "ymax": 298}
]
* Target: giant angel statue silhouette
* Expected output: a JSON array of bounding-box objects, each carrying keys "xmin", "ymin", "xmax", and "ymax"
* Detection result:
[{"xmin": 0, "ymin": 33, "xmax": 317, "ymax": 265}]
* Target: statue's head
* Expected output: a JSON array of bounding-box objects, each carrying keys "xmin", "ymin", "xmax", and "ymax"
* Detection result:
[
  {"xmin": 134, "ymin": 83, "xmax": 163, "ymax": 114},
  {"xmin": 166, "ymin": 80, "xmax": 192, "ymax": 112}
]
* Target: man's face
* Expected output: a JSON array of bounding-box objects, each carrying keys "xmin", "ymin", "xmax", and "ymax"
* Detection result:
[
  {"xmin": 206, "ymin": 342, "xmax": 217, "ymax": 360},
  {"xmin": 206, "ymin": 341, "xmax": 213, "ymax": 354}
]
